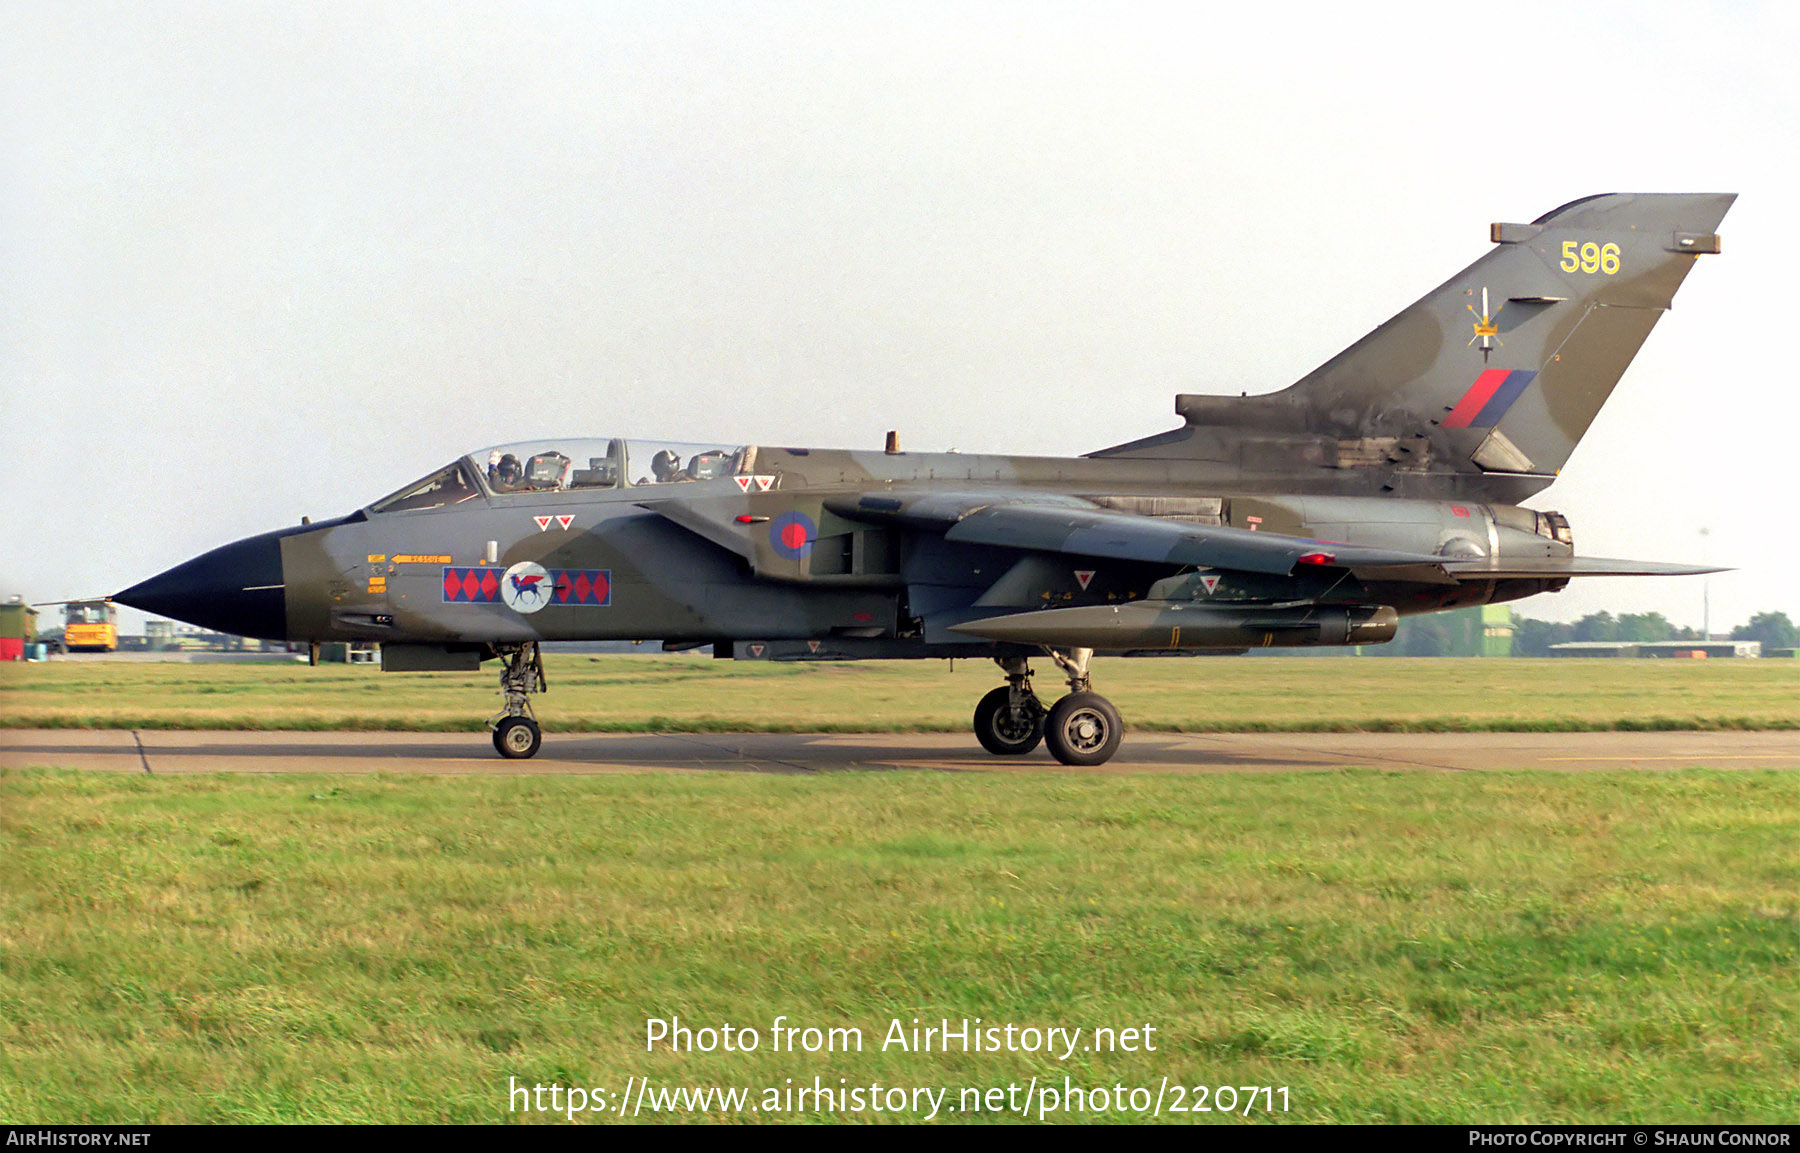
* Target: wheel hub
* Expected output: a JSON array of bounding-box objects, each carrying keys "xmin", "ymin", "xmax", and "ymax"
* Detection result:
[{"xmin": 995, "ymin": 708, "xmax": 1036, "ymax": 741}]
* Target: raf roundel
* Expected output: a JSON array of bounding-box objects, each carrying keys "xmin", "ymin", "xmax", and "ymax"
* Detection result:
[
  {"xmin": 499, "ymin": 561, "xmax": 553, "ymax": 614},
  {"xmin": 769, "ymin": 511, "xmax": 816, "ymax": 561}
]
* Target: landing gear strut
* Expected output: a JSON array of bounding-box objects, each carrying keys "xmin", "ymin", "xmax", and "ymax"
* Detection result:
[
  {"xmin": 972, "ymin": 647, "xmax": 1124, "ymax": 766},
  {"xmin": 490, "ymin": 642, "xmax": 545, "ymax": 759}
]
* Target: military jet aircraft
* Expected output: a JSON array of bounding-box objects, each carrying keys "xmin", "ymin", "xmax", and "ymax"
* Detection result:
[{"xmin": 117, "ymin": 193, "xmax": 1733, "ymax": 765}]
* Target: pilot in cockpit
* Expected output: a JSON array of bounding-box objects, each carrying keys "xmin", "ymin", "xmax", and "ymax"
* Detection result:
[
  {"xmin": 650, "ymin": 450, "xmax": 684, "ymax": 483},
  {"xmin": 489, "ymin": 452, "xmax": 524, "ymax": 491}
]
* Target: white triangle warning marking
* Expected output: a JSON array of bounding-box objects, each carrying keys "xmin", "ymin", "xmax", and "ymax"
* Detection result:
[
  {"xmin": 556, "ymin": 515, "xmax": 574, "ymax": 531},
  {"xmin": 755, "ymin": 475, "xmax": 775, "ymax": 492},
  {"xmin": 1200, "ymin": 575, "xmax": 1221, "ymax": 594},
  {"xmin": 1074, "ymin": 570, "xmax": 1095, "ymax": 590},
  {"xmin": 749, "ymin": 644, "xmax": 765, "ymax": 657},
  {"xmin": 533, "ymin": 516, "xmax": 552, "ymax": 532},
  {"xmin": 807, "ymin": 640, "xmax": 820, "ymax": 653}
]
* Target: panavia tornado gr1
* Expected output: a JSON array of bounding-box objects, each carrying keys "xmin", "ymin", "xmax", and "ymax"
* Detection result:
[{"xmin": 118, "ymin": 193, "xmax": 1733, "ymax": 764}]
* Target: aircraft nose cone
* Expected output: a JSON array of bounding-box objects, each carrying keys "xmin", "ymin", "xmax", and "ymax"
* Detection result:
[{"xmin": 116, "ymin": 529, "xmax": 290, "ymax": 641}]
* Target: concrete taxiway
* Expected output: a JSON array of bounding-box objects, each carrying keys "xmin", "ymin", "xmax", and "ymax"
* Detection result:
[{"xmin": 4, "ymin": 729, "xmax": 1799, "ymax": 775}]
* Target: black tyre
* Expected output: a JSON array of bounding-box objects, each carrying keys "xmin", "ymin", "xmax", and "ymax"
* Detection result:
[
  {"xmin": 973, "ymin": 686, "xmax": 1044, "ymax": 756},
  {"xmin": 493, "ymin": 716, "xmax": 542, "ymax": 759},
  {"xmin": 1043, "ymin": 693, "xmax": 1122, "ymax": 766}
]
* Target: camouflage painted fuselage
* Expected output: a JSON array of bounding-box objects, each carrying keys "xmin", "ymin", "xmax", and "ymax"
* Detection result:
[{"xmin": 261, "ymin": 445, "xmax": 1570, "ymax": 658}]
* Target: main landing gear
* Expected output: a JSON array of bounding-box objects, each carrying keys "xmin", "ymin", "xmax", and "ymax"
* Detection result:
[
  {"xmin": 490, "ymin": 642, "xmax": 546, "ymax": 759},
  {"xmin": 974, "ymin": 657, "xmax": 1047, "ymax": 756},
  {"xmin": 973, "ymin": 648, "xmax": 1123, "ymax": 767}
]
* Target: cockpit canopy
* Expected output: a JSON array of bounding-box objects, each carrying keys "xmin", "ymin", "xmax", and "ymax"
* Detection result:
[{"xmin": 368, "ymin": 438, "xmax": 751, "ymax": 514}]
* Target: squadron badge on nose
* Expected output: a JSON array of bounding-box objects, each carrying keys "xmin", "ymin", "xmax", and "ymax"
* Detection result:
[{"xmin": 501, "ymin": 561, "xmax": 552, "ymax": 614}]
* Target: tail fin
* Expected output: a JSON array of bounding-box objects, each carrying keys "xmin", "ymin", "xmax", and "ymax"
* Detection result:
[{"xmin": 1094, "ymin": 193, "xmax": 1735, "ymax": 500}]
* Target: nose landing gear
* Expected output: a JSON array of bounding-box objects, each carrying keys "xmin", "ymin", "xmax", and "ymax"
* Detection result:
[{"xmin": 490, "ymin": 642, "xmax": 546, "ymax": 759}]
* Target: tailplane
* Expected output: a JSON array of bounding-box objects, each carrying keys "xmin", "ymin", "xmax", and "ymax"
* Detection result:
[{"xmin": 1094, "ymin": 193, "xmax": 1735, "ymax": 500}]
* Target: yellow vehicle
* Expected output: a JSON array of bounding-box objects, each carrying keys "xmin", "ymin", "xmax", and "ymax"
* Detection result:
[{"xmin": 64, "ymin": 600, "xmax": 118, "ymax": 652}]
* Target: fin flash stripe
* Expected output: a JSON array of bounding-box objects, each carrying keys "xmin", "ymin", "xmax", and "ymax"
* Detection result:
[{"xmin": 1444, "ymin": 369, "xmax": 1537, "ymax": 429}]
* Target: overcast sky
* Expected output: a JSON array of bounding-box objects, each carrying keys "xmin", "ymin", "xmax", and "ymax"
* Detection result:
[{"xmin": 4, "ymin": 2, "xmax": 1795, "ymax": 635}]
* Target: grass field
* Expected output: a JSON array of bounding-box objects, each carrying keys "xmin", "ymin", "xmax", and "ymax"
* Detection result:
[
  {"xmin": 5, "ymin": 654, "xmax": 1800, "ymax": 733},
  {"xmin": 3, "ymin": 768, "xmax": 1797, "ymax": 1124},
  {"xmin": 5, "ymin": 657, "xmax": 1799, "ymax": 1124}
]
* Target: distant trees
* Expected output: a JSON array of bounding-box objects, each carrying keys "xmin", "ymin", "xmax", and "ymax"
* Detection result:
[
  {"xmin": 1507, "ymin": 609, "xmax": 1786, "ymax": 654},
  {"xmin": 1513, "ymin": 617, "xmax": 1574, "ymax": 657},
  {"xmin": 1529, "ymin": 611, "xmax": 1678, "ymax": 647},
  {"xmin": 1732, "ymin": 611, "xmax": 1798, "ymax": 650},
  {"xmin": 1395, "ymin": 614, "xmax": 1451, "ymax": 656},
  {"xmin": 1571, "ymin": 611, "xmax": 1615, "ymax": 642},
  {"xmin": 1320, "ymin": 607, "xmax": 1794, "ymax": 656},
  {"xmin": 1364, "ymin": 608, "xmax": 1479, "ymax": 656},
  {"xmin": 1618, "ymin": 612, "xmax": 1679, "ymax": 642}
]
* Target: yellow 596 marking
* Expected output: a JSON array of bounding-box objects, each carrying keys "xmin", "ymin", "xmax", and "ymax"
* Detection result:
[{"xmin": 1561, "ymin": 240, "xmax": 1621, "ymax": 275}]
